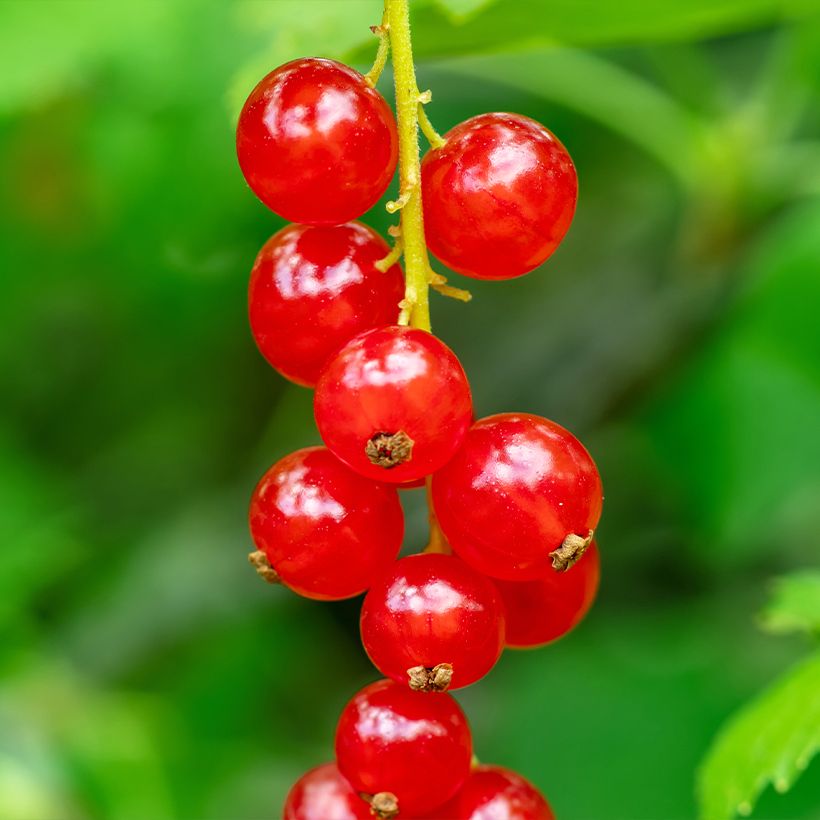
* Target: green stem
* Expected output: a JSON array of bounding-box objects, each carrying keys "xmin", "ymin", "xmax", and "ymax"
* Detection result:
[
  {"xmin": 385, "ymin": 0, "xmax": 431, "ymax": 332},
  {"xmin": 364, "ymin": 13, "xmax": 390, "ymax": 87},
  {"xmin": 418, "ymin": 97, "xmax": 446, "ymax": 149},
  {"xmin": 383, "ymin": 0, "xmax": 449, "ymax": 547}
]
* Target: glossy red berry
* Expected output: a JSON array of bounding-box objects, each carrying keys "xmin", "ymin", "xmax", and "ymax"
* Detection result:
[
  {"xmin": 314, "ymin": 326, "xmax": 473, "ymax": 484},
  {"xmin": 496, "ymin": 542, "xmax": 600, "ymax": 648},
  {"xmin": 248, "ymin": 222, "xmax": 403, "ymax": 386},
  {"xmin": 248, "ymin": 447, "xmax": 403, "ymax": 600},
  {"xmin": 284, "ymin": 763, "xmax": 371, "ymax": 820},
  {"xmin": 432, "ymin": 413, "xmax": 602, "ymax": 580},
  {"xmin": 237, "ymin": 58, "xmax": 398, "ymax": 224},
  {"xmin": 421, "ymin": 113, "xmax": 577, "ymax": 279},
  {"xmin": 360, "ymin": 553, "xmax": 505, "ymax": 690},
  {"xmin": 428, "ymin": 765, "xmax": 555, "ymax": 820},
  {"xmin": 335, "ymin": 679, "xmax": 472, "ymax": 816}
]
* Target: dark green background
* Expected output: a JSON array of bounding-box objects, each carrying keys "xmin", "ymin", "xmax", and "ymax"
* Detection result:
[{"xmin": 1, "ymin": 1, "xmax": 819, "ymax": 818}]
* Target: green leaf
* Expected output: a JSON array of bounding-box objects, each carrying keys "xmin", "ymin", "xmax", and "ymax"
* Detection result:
[
  {"xmin": 434, "ymin": 0, "xmax": 499, "ymax": 22},
  {"xmin": 392, "ymin": 0, "xmax": 820, "ymax": 60},
  {"xmin": 697, "ymin": 651, "xmax": 820, "ymax": 820},
  {"xmin": 0, "ymin": 1, "xmax": 172, "ymax": 114},
  {"xmin": 760, "ymin": 571, "xmax": 820, "ymax": 636},
  {"xmin": 427, "ymin": 48, "xmax": 701, "ymax": 185}
]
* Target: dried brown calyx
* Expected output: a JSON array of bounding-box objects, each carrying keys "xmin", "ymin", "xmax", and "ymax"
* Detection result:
[
  {"xmin": 368, "ymin": 791, "xmax": 399, "ymax": 819},
  {"xmin": 407, "ymin": 663, "xmax": 453, "ymax": 692},
  {"xmin": 247, "ymin": 550, "xmax": 280, "ymax": 584},
  {"xmin": 549, "ymin": 530, "xmax": 594, "ymax": 572},
  {"xmin": 365, "ymin": 430, "xmax": 414, "ymax": 468}
]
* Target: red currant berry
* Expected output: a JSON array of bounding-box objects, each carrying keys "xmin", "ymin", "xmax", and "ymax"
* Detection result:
[
  {"xmin": 236, "ymin": 58, "xmax": 398, "ymax": 224},
  {"xmin": 248, "ymin": 222, "xmax": 403, "ymax": 386},
  {"xmin": 335, "ymin": 678, "xmax": 472, "ymax": 816},
  {"xmin": 421, "ymin": 113, "xmax": 577, "ymax": 279},
  {"xmin": 284, "ymin": 763, "xmax": 371, "ymax": 820},
  {"xmin": 428, "ymin": 765, "xmax": 555, "ymax": 820},
  {"xmin": 432, "ymin": 413, "xmax": 602, "ymax": 580},
  {"xmin": 360, "ymin": 553, "xmax": 505, "ymax": 690},
  {"xmin": 496, "ymin": 542, "xmax": 600, "ymax": 648},
  {"xmin": 314, "ymin": 326, "xmax": 473, "ymax": 484},
  {"xmin": 248, "ymin": 447, "xmax": 403, "ymax": 600}
]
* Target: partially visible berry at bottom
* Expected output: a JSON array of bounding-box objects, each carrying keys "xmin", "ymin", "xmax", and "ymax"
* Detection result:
[
  {"xmin": 419, "ymin": 764, "xmax": 555, "ymax": 819},
  {"xmin": 283, "ymin": 762, "xmax": 371, "ymax": 820}
]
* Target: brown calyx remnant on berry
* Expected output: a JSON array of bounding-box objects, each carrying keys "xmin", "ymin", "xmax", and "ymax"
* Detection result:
[
  {"xmin": 368, "ymin": 791, "xmax": 399, "ymax": 819},
  {"xmin": 407, "ymin": 663, "xmax": 453, "ymax": 692},
  {"xmin": 365, "ymin": 430, "xmax": 414, "ymax": 468},
  {"xmin": 549, "ymin": 530, "xmax": 594, "ymax": 572},
  {"xmin": 248, "ymin": 550, "xmax": 281, "ymax": 584}
]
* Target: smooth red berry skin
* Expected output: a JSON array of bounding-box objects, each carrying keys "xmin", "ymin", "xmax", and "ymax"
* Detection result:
[
  {"xmin": 283, "ymin": 763, "xmax": 371, "ymax": 820},
  {"xmin": 427, "ymin": 765, "xmax": 555, "ymax": 820},
  {"xmin": 335, "ymin": 679, "xmax": 472, "ymax": 816},
  {"xmin": 248, "ymin": 447, "xmax": 403, "ymax": 600},
  {"xmin": 237, "ymin": 58, "xmax": 398, "ymax": 224},
  {"xmin": 314, "ymin": 326, "xmax": 473, "ymax": 484},
  {"xmin": 421, "ymin": 113, "xmax": 577, "ymax": 280},
  {"xmin": 360, "ymin": 554, "xmax": 506, "ymax": 690},
  {"xmin": 496, "ymin": 542, "xmax": 600, "ymax": 648},
  {"xmin": 432, "ymin": 413, "xmax": 602, "ymax": 580},
  {"xmin": 248, "ymin": 222, "xmax": 404, "ymax": 386}
]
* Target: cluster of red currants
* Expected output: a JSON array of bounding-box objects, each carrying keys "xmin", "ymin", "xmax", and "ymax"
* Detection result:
[{"xmin": 238, "ymin": 54, "xmax": 600, "ymax": 820}]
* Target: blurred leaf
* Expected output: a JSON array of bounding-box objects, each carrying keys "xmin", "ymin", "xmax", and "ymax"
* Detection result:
[
  {"xmin": 644, "ymin": 202, "xmax": 820, "ymax": 565},
  {"xmin": 0, "ymin": 752, "xmax": 72, "ymax": 820},
  {"xmin": 347, "ymin": 0, "xmax": 820, "ymax": 66},
  {"xmin": 697, "ymin": 651, "xmax": 820, "ymax": 820},
  {"xmin": 0, "ymin": 660, "xmax": 175, "ymax": 820},
  {"xmin": 434, "ymin": 0, "xmax": 498, "ymax": 22},
  {"xmin": 0, "ymin": 2, "xmax": 170, "ymax": 114},
  {"xmin": 0, "ymin": 432, "xmax": 83, "ymax": 632},
  {"xmin": 428, "ymin": 48, "xmax": 701, "ymax": 185},
  {"xmin": 760, "ymin": 571, "xmax": 820, "ymax": 636}
]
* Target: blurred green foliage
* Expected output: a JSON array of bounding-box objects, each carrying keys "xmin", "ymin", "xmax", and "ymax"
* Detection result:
[
  {"xmin": 1, "ymin": 1, "xmax": 820, "ymax": 818},
  {"xmin": 760, "ymin": 572, "xmax": 820, "ymax": 635},
  {"xmin": 698, "ymin": 622, "xmax": 820, "ymax": 818}
]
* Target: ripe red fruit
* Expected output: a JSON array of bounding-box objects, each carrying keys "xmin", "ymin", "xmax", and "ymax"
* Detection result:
[
  {"xmin": 236, "ymin": 58, "xmax": 398, "ymax": 224},
  {"xmin": 428, "ymin": 765, "xmax": 555, "ymax": 820},
  {"xmin": 283, "ymin": 763, "xmax": 370, "ymax": 820},
  {"xmin": 496, "ymin": 542, "xmax": 600, "ymax": 648},
  {"xmin": 314, "ymin": 326, "xmax": 473, "ymax": 484},
  {"xmin": 360, "ymin": 553, "xmax": 506, "ymax": 691},
  {"xmin": 248, "ymin": 222, "xmax": 404, "ymax": 386},
  {"xmin": 248, "ymin": 447, "xmax": 403, "ymax": 600},
  {"xmin": 421, "ymin": 113, "xmax": 577, "ymax": 279},
  {"xmin": 432, "ymin": 413, "xmax": 602, "ymax": 580},
  {"xmin": 335, "ymin": 679, "xmax": 472, "ymax": 816}
]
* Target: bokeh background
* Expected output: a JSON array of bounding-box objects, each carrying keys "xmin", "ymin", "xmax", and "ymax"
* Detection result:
[{"xmin": 1, "ymin": 1, "xmax": 819, "ymax": 818}]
